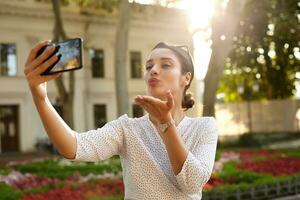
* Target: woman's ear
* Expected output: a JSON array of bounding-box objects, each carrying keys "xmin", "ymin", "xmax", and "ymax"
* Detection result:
[
  {"xmin": 180, "ymin": 72, "xmax": 192, "ymax": 87},
  {"xmin": 184, "ymin": 72, "xmax": 192, "ymax": 86}
]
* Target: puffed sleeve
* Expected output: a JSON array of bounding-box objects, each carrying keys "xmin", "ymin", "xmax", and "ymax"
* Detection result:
[
  {"xmin": 175, "ymin": 117, "xmax": 218, "ymax": 194},
  {"xmin": 67, "ymin": 114, "xmax": 127, "ymax": 162}
]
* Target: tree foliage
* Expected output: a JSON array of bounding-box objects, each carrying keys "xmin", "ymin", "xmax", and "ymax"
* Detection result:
[{"xmin": 218, "ymin": 0, "xmax": 300, "ymax": 102}]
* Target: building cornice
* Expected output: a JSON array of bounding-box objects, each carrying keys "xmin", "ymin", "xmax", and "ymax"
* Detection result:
[{"xmin": 0, "ymin": 0, "xmax": 190, "ymax": 32}]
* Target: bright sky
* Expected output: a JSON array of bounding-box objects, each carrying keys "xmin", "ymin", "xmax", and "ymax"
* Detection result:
[
  {"xmin": 131, "ymin": 0, "xmax": 216, "ymax": 80},
  {"xmin": 177, "ymin": 0, "xmax": 215, "ymax": 80}
]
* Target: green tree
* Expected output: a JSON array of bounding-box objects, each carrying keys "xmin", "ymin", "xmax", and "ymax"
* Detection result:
[
  {"xmin": 202, "ymin": 0, "xmax": 247, "ymax": 116},
  {"xmin": 218, "ymin": 0, "xmax": 300, "ymax": 102}
]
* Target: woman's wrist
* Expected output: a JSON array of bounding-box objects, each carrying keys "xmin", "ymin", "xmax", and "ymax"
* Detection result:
[
  {"xmin": 158, "ymin": 112, "xmax": 173, "ymax": 124},
  {"xmin": 30, "ymin": 88, "xmax": 47, "ymax": 103}
]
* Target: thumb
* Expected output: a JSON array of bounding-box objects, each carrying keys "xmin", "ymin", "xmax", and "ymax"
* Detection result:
[{"xmin": 166, "ymin": 90, "xmax": 174, "ymax": 108}]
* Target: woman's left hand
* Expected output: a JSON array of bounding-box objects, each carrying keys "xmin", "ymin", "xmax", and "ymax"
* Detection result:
[{"xmin": 134, "ymin": 90, "xmax": 174, "ymax": 123}]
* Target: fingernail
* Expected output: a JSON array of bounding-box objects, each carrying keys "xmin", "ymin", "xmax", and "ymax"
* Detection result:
[{"xmin": 47, "ymin": 45, "xmax": 54, "ymax": 50}]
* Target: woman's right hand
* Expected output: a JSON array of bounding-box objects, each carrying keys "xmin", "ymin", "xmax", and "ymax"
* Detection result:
[{"xmin": 24, "ymin": 40, "xmax": 61, "ymax": 101}]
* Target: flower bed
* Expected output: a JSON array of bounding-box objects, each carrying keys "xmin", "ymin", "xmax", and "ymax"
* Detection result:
[
  {"xmin": 0, "ymin": 157, "xmax": 124, "ymax": 200},
  {"xmin": 237, "ymin": 157, "xmax": 300, "ymax": 176},
  {"xmin": 22, "ymin": 179, "xmax": 124, "ymax": 200},
  {"xmin": 202, "ymin": 148, "xmax": 300, "ymax": 199},
  {"xmin": 1, "ymin": 149, "xmax": 300, "ymax": 199}
]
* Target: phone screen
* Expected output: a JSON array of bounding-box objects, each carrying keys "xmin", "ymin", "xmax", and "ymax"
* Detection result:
[{"xmin": 39, "ymin": 38, "xmax": 83, "ymax": 75}]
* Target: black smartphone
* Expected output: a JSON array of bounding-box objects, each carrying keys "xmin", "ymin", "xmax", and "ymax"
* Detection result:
[{"xmin": 36, "ymin": 38, "xmax": 83, "ymax": 75}]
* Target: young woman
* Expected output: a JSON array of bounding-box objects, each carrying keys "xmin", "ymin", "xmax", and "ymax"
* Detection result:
[{"xmin": 24, "ymin": 41, "xmax": 218, "ymax": 200}]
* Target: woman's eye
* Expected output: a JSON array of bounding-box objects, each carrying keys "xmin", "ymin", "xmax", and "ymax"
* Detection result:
[
  {"xmin": 162, "ymin": 64, "xmax": 171, "ymax": 68},
  {"xmin": 146, "ymin": 65, "xmax": 153, "ymax": 70}
]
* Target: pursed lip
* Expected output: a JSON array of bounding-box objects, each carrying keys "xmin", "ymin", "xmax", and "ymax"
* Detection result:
[{"xmin": 148, "ymin": 78, "xmax": 160, "ymax": 86}]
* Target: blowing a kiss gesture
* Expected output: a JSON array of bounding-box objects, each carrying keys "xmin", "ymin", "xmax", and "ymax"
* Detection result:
[{"xmin": 134, "ymin": 89, "xmax": 174, "ymax": 126}]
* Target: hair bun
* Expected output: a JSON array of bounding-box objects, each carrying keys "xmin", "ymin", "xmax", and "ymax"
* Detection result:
[{"xmin": 182, "ymin": 93, "xmax": 195, "ymax": 110}]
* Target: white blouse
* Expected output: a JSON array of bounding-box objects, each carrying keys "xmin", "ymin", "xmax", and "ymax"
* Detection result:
[{"xmin": 69, "ymin": 113, "xmax": 218, "ymax": 200}]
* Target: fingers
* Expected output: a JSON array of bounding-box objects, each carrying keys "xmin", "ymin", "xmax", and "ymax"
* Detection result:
[
  {"xmin": 138, "ymin": 95, "xmax": 162, "ymax": 105},
  {"xmin": 166, "ymin": 90, "xmax": 175, "ymax": 109},
  {"xmin": 34, "ymin": 54, "xmax": 59, "ymax": 75},
  {"xmin": 26, "ymin": 40, "xmax": 51, "ymax": 66},
  {"xmin": 24, "ymin": 45, "xmax": 57, "ymax": 76},
  {"xmin": 29, "ymin": 45, "xmax": 57, "ymax": 71},
  {"xmin": 36, "ymin": 73, "xmax": 61, "ymax": 85},
  {"xmin": 135, "ymin": 97, "xmax": 158, "ymax": 116},
  {"xmin": 138, "ymin": 91, "xmax": 174, "ymax": 109},
  {"xmin": 43, "ymin": 73, "xmax": 61, "ymax": 82}
]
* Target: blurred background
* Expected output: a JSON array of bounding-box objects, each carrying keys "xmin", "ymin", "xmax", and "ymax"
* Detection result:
[{"xmin": 0, "ymin": 0, "xmax": 299, "ymax": 200}]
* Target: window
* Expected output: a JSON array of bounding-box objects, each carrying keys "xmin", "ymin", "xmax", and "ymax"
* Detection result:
[
  {"xmin": 0, "ymin": 105, "xmax": 19, "ymax": 152},
  {"xmin": 90, "ymin": 49, "xmax": 104, "ymax": 78},
  {"xmin": 132, "ymin": 104, "xmax": 144, "ymax": 118},
  {"xmin": 94, "ymin": 104, "xmax": 107, "ymax": 128},
  {"xmin": 130, "ymin": 51, "xmax": 142, "ymax": 78},
  {"xmin": 0, "ymin": 43, "xmax": 17, "ymax": 76}
]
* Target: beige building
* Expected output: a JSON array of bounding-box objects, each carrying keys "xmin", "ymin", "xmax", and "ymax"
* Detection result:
[{"xmin": 0, "ymin": 0, "xmax": 199, "ymax": 153}]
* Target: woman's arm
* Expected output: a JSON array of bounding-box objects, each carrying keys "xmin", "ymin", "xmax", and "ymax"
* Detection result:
[
  {"xmin": 33, "ymin": 97, "xmax": 77, "ymax": 159},
  {"xmin": 134, "ymin": 93, "xmax": 218, "ymax": 194},
  {"xmin": 159, "ymin": 121, "xmax": 188, "ymax": 175},
  {"xmin": 171, "ymin": 118, "xmax": 218, "ymax": 194},
  {"xmin": 24, "ymin": 40, "xmax": 77, "ymax": 159}
]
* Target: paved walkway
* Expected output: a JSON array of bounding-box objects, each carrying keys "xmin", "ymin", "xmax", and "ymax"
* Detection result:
[
  {"xmin": 273, "ymin": 194, "xmax": 300, "ymax": 200},
  {"xmin": 264, "ymin": 138, "xmax": 300, "ymax": 149}
]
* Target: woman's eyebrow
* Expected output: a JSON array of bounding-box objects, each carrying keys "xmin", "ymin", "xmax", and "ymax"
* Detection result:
[
  {"xmin": 146, "ymin": 59, "xmax": 153, "ymax": 64},
  {"xmin": 146, "ymin": 57, "xmax": 174, "ymax": 64},
  {"xmin": 160, "ymin": 57, "xmax": 174, "ymax": 62}
]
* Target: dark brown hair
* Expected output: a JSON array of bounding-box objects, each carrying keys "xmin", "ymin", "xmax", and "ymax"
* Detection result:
[{"xmin": 152, "ymin": 42, "xmax": 195, "ymax": 111}]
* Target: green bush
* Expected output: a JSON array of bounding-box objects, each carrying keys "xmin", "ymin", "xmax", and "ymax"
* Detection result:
[
  {"xmin": 217, "ymin": 162, "xmax": 269, "ymax": 184},
  {"xmin": 0, "ymin": 183, "xmax": 22, "ymax": 200},
  {"xmin": 11, "ymin": 158, "xmax": 122, "ymax": 180},
  {"xmin": 0, "ymin": 167, "xmax": 9, "ymax": 175},
  {"xmin": 285, "ymin": 149, "xmax": 300, "ymax": 158}
]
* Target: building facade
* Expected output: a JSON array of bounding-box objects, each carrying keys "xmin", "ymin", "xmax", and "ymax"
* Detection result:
[{"xmin": 0, "ymin": 0, "xmax": 198, "ymax": 153}]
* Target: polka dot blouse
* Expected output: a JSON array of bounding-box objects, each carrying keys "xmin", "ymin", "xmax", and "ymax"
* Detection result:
[{"xmin": 69, "ymin": 113, "xmax": 218, "ymax": 200}]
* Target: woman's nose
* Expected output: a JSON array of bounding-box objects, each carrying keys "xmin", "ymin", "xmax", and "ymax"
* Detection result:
[{"xmin": 150, "ymin": 64, "xmax": 159, "ymax": 75}]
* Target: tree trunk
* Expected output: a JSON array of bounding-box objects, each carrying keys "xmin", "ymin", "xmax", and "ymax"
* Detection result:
[
  {"xmin": 114, "ymin": 0, "xmax": 130, "ymax": 117},
  {"xmin": 203, "ymin": 0, "xmax": 247, "ymax": 116},
  {"xmin": 51, "ymin": 0, "xmax": 74, "ymax": 129}
]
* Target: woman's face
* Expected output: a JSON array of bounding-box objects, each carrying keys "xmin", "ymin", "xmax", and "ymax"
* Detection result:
[{"xmin": 143, "ymin": 48, "xmax": 189, "ymax": 101}]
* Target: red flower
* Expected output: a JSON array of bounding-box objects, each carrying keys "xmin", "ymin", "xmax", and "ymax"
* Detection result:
[
  {"xmin": 237, "ymin": 157, "xmax": 300, "ymax": 176},
  {"xmin": 234, "ymin": 149, "xmax": 283, "ymax": 161},
  {"xmin": 22, "ymin": 179, "xmax": 124, "ymax": 200},
  {"xmin": 204, "ymin": 176, "xmax": 223, "ymax": 190}
]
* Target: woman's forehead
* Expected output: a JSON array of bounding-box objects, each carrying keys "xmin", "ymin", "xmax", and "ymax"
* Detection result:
[{"xmin": 147, "ymin": 48, "xmax": 180, "ymax": 63}]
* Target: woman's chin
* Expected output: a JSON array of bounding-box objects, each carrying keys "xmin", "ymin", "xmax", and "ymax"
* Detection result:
[{"xmin": 148, "ymin": 88, "xmax": 167, "ymax": 99}]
